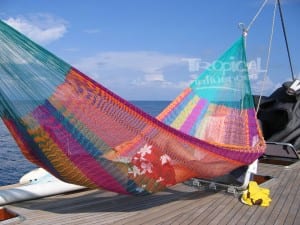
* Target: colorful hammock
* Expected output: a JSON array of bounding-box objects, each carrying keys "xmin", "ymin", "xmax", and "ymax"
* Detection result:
[{"xmin": 0, "ymin": 20, "xmax": 265, "ymax": 195}]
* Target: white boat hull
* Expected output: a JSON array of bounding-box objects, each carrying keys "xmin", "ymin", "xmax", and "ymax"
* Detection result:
[{"xmin": 0, "ymin": 168, "xmax": 85, "ymax": 205}]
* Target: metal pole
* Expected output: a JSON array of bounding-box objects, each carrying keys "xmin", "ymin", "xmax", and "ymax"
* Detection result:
[{"xmin": 278, "ymin": 0, "xmax": 295, "ymax": 80}]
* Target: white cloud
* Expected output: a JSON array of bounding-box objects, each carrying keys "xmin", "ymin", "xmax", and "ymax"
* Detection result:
[
  {"xmin": 73, "ymin": 51, "xmax": 190, "ymax": 100},
  {"xmin": 75, "ymin": 51, "xmax": 186, "ymax": 84},
  {"xmin": 144, "ymin": 73, "xmax": 165, "ymax": 82},
  {"xmin": 250, "ymin": 76, "xmax": 276, "ymax": 96},
  {"xmin": 4, "ymin": 14, "xmax": 67, "ymax": 45},
  {"xmin": 74, "ymin": 51, "xmax": 281, "ymax": 100}
]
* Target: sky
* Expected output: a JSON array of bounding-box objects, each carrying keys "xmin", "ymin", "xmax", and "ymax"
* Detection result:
[{"xmin": 0, "ymin": 0, "xmax": 299, "ymax": 100}]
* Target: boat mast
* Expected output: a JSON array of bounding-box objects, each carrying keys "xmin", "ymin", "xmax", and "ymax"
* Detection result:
[{"xmin": 277, "ymin": 0, "xmax": 295, "ymax": 81}]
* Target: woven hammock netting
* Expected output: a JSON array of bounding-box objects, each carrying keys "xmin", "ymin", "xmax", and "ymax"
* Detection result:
[{"xmin": 0, "ymin": 20, "xmax": 265, "ymax": 195}]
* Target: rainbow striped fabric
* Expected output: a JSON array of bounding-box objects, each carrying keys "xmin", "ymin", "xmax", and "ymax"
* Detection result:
[{"xmin": 0, "ymin": 20, "xmax": 265, "ymax": 195}]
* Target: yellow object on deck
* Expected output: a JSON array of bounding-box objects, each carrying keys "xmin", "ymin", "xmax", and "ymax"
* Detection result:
[{"xmin": 241, "ymin": 181, "xmax": 272, "ymax": 207}]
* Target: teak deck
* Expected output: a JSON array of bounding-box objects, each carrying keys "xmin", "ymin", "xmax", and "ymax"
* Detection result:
[{"xmin": 1, "ymin": 160, "xmax": 299, "ymax": 225}]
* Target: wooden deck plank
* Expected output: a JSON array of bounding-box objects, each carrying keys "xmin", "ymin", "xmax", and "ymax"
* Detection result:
[
  {"xmin": 271, "ymin": 171, "xmax": 300, "ymax": 225},
  {"xmin": 283, "ymin": 180, "xmax": 300, "ymax": 225},
  {"xmin": 23, "ymin": 185, "xmax": 202, "ymax": 225},
  {"xmin": 264, "ymin": 169, "xmax": 298, "ymax": 225},
  {"xmin": 187, "ymin": 194, "xmax": 229, "ymax": 225},
  {"xmin": 162, "ymin": 193, "xmax": 225, "ymax": 225},
  {"xmin": 194, "ymin": 194, "xmax": 234, "ymax": 225},
  {"xmin": 209, "ymin": 196, "xmax": 244, "ymax": 225},
  {"xmin": 292, "ymin": 201, "xmax": 300, "ymax": 225},
  {"xmin": 113, "ymin": 192, "xmax": 213, "ymax": 225},
  {"xmin": 162, "ymin": 208, "xmax": 198, "ymax": 225},
  {"xmin": 165, "ymin": 193, "xmax": 222, "ymax": 225},
  {"xmin": 139, "ymin": 200, "xmax": 201, "ymax": 225},
  {"xmin": 252, "ymin": 164, "xmax": 300, "ymax": 225},
  {"xmin": 1, "ymin": 161, "xmax": 299, "ymax": 225},
  {"xmin": 217, "ymin": 203, "xmax": 243, "ymax": 225},
  {"xmin": 155, "ymin": 193, "xmax": 226, "ymax": 225},
  {"xmin": 143, "ymin": 193, "xmax": 218, "ymax": 225},
  {"xmin": 229, "ymin": 164, "xmax": 293, "ymax": 225}
]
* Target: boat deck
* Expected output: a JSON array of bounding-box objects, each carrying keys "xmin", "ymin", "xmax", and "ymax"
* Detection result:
[{"xmin": 1, "ymin": 160, "xmax": 300, "ymax": 225}]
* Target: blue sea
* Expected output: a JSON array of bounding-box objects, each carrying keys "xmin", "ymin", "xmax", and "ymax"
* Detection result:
[{"xmin": 0, "ymin": 101, "xmax": 170, "ymax": 186}]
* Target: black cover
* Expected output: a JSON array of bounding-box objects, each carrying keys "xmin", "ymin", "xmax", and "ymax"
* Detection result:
[{"xmin": 255, "ymin": 81, "xmax": 300, "ymax": 150}]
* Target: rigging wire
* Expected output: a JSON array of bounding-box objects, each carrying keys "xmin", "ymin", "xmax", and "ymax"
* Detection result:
[
  {"xmin": 239, "ymin": 0, "xmax": 277, "ymax": 113},
  {"xmin": 247, "ymin": 0, "xmax": 269, "ymax": 32},
  {"xmin": 278, "ymin": 0, "xmax": 295, "ymax": 81},
  {"xmin": 256, "ymin": 0, "xmax": 277, "ymax": 113},
  {"xmin": 238, "ymin": 0, "xmax": 269, "ymax": 44}
]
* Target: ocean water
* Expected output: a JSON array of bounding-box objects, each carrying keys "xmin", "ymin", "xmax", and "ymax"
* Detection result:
[{"xmin": 0, "ymin": 101, "xmax": 170, "ymax": 186}]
